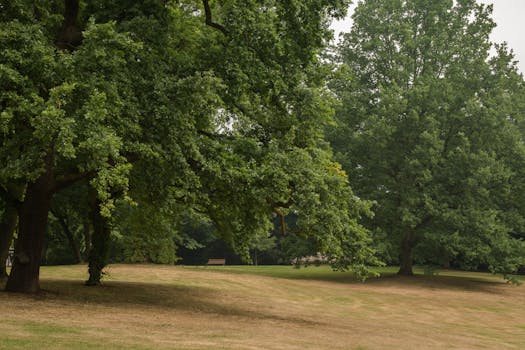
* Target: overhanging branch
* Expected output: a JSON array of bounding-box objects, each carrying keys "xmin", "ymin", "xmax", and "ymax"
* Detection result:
[
  {"xmin": 53, "ymin": 171, "xmax": 95, "ymax": 193},
  {"xmin": 197, "ymin": 129, "xmax": 238, "ymax": 141},
  {"xmin": 0, "ymin": 185, "xmax": 23, "ymax": 209},
  {"xmin": 203, "ymin": 0, "xmax": 227, "ymax": 35}
]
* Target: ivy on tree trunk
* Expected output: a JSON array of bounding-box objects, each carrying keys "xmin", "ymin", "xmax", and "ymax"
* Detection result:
[{"xmin": 85, "ymin": 189, "xmax": 111, "ymax": 286}]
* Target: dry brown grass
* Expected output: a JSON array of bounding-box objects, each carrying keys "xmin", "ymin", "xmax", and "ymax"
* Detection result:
[{"xmin": 0, "ymin": 264, "xmax": 524, "ymax": 350}]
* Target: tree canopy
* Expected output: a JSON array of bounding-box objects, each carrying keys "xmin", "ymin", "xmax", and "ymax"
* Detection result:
[
  {"xmin": 329, "ymin": 0, "xmax": 525, "ymax": 277},
  {"xmin": 2, "ymin": 0, "xmax": 524, "ymax": 293},
  {"xmin": 0, "ymin": 0, "xmax": 378, "ymax": 292}
]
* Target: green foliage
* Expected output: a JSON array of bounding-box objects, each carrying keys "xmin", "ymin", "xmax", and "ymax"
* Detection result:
[
  {"xmin": 114, "ymin": 202, "xmax": 180, "ymax": 265},
  {"xmin": 280, "ymin": 232, "xmax": 318, "ymax": 264},
  {"xmin": 44, "ymin": 216, "xmax": 81, "ymax": 265},
  {"xmin": 330, "ymin": 0, "xmax": 525, "ymax": 277},
  {"xmin": 1, "ymin": 0, "xmax": 377, "ymax": 287},
  {"xmin": 249, "ymin": 234, "xmax": 276, "ymax": 255}
]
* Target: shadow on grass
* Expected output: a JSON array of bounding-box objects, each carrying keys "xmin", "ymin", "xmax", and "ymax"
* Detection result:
[
  {"xmin": 189, "ymin": 265, "xmax": 512, "ymax": 294},
  {"xmin": 4, "ymin": 279, "xmax": 323, "ymax": 327},
  {"xmin": 366, "ymin": 273, "xmax": 508, "ymax": 294},
  {"xmin": 1, "ymin": 265, "xmax": 516, "ymax": 319}
]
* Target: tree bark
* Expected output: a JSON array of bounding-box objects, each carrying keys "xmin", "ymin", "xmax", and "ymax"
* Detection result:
[
  {"xmin": 443, "ymin": 259, "xmax": 450, "ymax": 269},
  {"xmin": 398, "ymin": 230, "xmax": 415, "ymax": 276},
  {"xmin": 202, "ymin": 0, "xmax": 227, "ymax": 34},
  {"xmin": 82, "ymin": 219, "xmax": 91, "ymax": 261},
  {"xmin": 0, "ymin": 203, "xmax": 18, "ymax": 282},
  {"xmin": 52, "ymin": 209, "xmax": 83, "ymax": 264},
  {"xmin": 5, "ymin": 171, "xmax": 54, "ymax": 293},
  {"xmin": 55, "ymin": 0, "xmax": 82, "ymax": 50},
  {"xmin": 85, "ymin": 190, "xmax": 111, "ymax": 286}
]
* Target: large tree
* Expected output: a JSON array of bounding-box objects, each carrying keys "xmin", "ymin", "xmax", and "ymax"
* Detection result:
[
  {"xmin": 1, "ymin": 0, "xmax": 375, "ymax": 292},
  {"xmin": 330, "ymin": 0, "xmax": 525, "ymax": 276}
]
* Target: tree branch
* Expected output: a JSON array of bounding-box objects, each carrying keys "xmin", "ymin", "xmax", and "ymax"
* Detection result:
[
  {"xmin": 53, "ymin": 171, "xmax": 95, "ymax": 193},
  {"xmin": 197, "ymin": 129, "xmax": 238, "ymax": 141},
  {"xmin": 273, "ymin": 208, "xmax": 287, "ymax": 236},
  {"xmin": 202, "ymin": 0, "xmax": 227, "ymax": 35},
  {"xmin": 0, "ymin": 185, "xmax": 23, "ymax": 209},
  {"xmin": 56, "ymin": 0, "xmax": 83, "ymax": 50},
  {"xmin": 269, "ymin": 200, "xmax": 292, "ymax": 209}
]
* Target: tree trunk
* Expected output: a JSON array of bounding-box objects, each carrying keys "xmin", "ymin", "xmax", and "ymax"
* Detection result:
[
  {"xmin": 56, "ymin": 0, "xmax": 82, "ymax": 50},
  {"xmin": 0, "ymin": 203, "xmax": 18, "ymax": 282},
  {"xmin": 52, "ymin": 209, "xmax": 82, "ymax": 264},
  {"xmin": 41, "ymin": 227, "xmax": 49, "ymax": 266},
  {"xmin": 82, "ymin": 219, "xmax": 91, "ymax": 260},
  {"xmin": 398, "ymin": 230, "xmax": 415, "ymax": 276},
  {"xmin": 279, "ymin": 211, "xmax": 286, "ymax": 236},
  {"xmin": 5, "ymin": 172, "xmax": 53, "ymax": 293},
  {"xmin": 86, "ymin": 190, "xmax": 111, "ymax": 286}
]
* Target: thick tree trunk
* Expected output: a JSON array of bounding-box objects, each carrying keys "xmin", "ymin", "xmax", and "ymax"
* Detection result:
[
  {"xmin": 0, "ymin": 203, "xmax": 18, "ymax": 282},
  {"xmin": 82, "ymin": 219, "xmax": 91, "ymax": 260},
  {"xmin": 5, "ymin": 172, "xmax": 53, "ymax": 293},
  {"xmin": 86, "ymin": 190, "xmax": 111, "ymax": 286},
  {"xmin": 56, "ymin": 0, "xmax": 82, "ymax": 50},
  {"xmin": 398, "ymin": 230, "xmax": 415, "ymax": 276},
  {"xmin": 66, "ymin": 227, "xmax": 83, "ymax": 264}
]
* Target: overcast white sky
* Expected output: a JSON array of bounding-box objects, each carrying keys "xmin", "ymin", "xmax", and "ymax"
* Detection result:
[{"xmin": 331, "ymin": 0, "xmax": 525, "ymax": 73}]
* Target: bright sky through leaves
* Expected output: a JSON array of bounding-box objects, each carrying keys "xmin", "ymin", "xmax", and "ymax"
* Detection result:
[{"xmin": 331, "ymin": 0, "xmax": 525, "ymax": 73}]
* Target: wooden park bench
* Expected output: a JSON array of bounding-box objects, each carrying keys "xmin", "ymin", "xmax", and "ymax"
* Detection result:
[{"xmin": 206, "ymin": 258, "xmax": 226, "ymax": 266}]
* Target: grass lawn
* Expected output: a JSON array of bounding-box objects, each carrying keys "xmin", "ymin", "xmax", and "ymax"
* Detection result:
[{"xmin": 0, "ymin": 264, "xmax": 524, "ymax": 350}]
